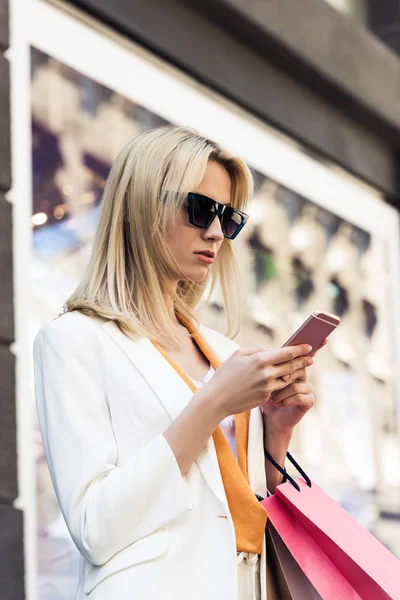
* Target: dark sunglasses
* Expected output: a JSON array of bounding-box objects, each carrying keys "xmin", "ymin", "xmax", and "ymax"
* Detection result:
[{"xmin": 185, "ymin": 192, "xmax": 249, "ymax": 240}]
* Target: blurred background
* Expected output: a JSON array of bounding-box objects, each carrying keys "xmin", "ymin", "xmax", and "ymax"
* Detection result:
[{"xmin": 2, "ymin": 0, "xmax": 400, "ymax": 598}]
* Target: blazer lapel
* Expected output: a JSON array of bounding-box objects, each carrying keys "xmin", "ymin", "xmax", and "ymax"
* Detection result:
[
  {"xmin": 101, "ymin": 320, "xmax": 229, "ymax": 508},
  {"xmin": 102, "ymin": 321, "xmax": 192, "ymax": 419}
]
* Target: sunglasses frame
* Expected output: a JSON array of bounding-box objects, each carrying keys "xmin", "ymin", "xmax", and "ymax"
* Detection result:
[{"xmin": 185, "ymin": 192, "xmax": 249, "ymax": 240}]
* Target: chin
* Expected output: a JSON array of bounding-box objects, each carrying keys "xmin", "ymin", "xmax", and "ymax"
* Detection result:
[{"xmin": 180, "ymin": 268, "xmax": 209, "ymax": 284}]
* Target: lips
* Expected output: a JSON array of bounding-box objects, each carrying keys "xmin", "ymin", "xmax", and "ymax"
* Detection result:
[
  {"xmin": 194, "ymin": 251, "xmax": 215, "ymax": 264},
  {"xmin": 194, "ymin": 251, "xmax": 215, "ymax": 258}
]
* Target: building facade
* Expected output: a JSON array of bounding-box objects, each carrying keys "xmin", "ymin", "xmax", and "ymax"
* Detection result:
[{"xmin": 2, "ymin": 0, "xmax": 400, "ymax": 597}]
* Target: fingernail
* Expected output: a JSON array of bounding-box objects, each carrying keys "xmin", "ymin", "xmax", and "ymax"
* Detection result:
[
  {"xmin": 306, "ymin": 345, "xmax": 312, "ymax": 353},
  {"xmin": 282, "ymin": 374, "xmax": 290, "ymax": 381},
  {"xmin": 307, "ymin": 358, "xmax": 313, "ymax": 365}
]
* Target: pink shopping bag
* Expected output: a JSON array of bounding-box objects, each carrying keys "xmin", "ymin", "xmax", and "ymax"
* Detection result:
[{"xmin": 260, "ymin": 452, "xmax": 400, "ymax": 600}]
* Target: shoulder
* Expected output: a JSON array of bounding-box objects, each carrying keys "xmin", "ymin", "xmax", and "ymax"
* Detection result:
[{"xmin": 33, "ymin": 310, "xmax": 108, "ymax": 351}]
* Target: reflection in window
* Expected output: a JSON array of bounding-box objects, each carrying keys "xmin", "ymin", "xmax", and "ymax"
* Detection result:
[
  {"xmin": 248, "ymin": 227, "xmax": 277, "ymax": 291},
  {"xmin": 32, "ymin": 122, "xmax": 64, "ymax": 227},
  {"xmin": 318, "ymin": 209, "xmax": 341, "ymax": 243},
  {"xmin": 292, "ymin": 256, "xmax": 314, "ymax": 309},
  {"xmin": 79, "ymin": 76, "xmax": 103, "ymax": 115},
  {"xmin": 362, "ymin": 299, "xmax": 377, "ymax": 339},
  {"xmin": 256, "ymin": 322, "xmax": 275, "ymax": 339},
  {"xmin": 352, "ymin": 226, "xmax": 371, "ymax": 258},
  {"xmin": 329, "ymin": 276, "xmax": 349, "ymax": 317},
  {"xmin": 281, "ymin": 189, "xmax": 306, "ymax": 225}
]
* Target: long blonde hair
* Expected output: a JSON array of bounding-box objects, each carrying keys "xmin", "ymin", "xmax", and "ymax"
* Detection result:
[{"xmin": 63, "ymin": 125, "xmax": 253, "ymax": 348}]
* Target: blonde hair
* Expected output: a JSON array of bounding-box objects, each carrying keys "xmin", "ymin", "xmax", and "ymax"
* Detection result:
[{"xmin": 63, "ymin": 125, "xmax": 253, "ymax": 348}]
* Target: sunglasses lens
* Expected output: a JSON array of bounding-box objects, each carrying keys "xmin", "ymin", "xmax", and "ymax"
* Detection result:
[
  {"xmin": 221, "ymin": 207, "xmax": 242, "ymax": 238},
  {"xmin": 192, "ymin": 196, "xmax": 216, "ymax": 228}
]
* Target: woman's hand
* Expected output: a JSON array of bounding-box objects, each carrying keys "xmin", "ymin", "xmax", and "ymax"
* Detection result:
[
  {"xmin": 261, "ymin": 338, "xmax": 328, "ymax": 492},
  {"xmin": 201, "ymin": 343, "xmax": 314, "ymax": 421},
  {"xmin": 261, "ymin": 368, "xmax": 314, "ymax": 433},
  {"xmin": 262, "ymin": 338, "xmax": 327, "ymax": 434}
]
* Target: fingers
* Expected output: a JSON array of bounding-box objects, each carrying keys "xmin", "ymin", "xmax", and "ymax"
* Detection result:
[
  {"xmin": 270, "ymin": 378, "xmax": 310, "ymax": 403},
  {"xmin": 277, "ymin": 393, "xmax": 314, "ymax": 411},
  {"xmin": 282, "ymin": 365, "xmax": 307, "ymax": 382},
  {"xmin": 267, "ymin": 344, "xmax": 312, "ymax": 365},
  {"xmin": 275, "ymin": 355, "xmax": 313, "ymax": 380},
  {"xmin": 272, "ymin": 364, "xmax": 310, "ymax": 393},
  {"xmin": 241, "ymin": 344, "xmax": 316, "ymax": 393},
  {"xmin": 248, "ymin": 345, "xmax": 311, "ymax": 368},
  {"xmin": 242, "ymin": 342, "xmax": 319, "ymax": 366},
  {"xmin": 271, "ymin": 379, "xmax": 314, "ymax": 410},
  {"xmin": 238, "ymin": 346, "xmax": 270, "ymax": 357},
  {"xmin": 286, "ymin": 367, "xmax": 307, "ymax": 383},
  {"xmin": 243, "ymin": 338, "xmax": 327, "ymax": 365}
]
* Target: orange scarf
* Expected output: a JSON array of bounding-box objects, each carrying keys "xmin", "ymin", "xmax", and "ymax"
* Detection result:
[{"xmin": 152, "ymin": 315, "xmax": 267, "ymax": 553}]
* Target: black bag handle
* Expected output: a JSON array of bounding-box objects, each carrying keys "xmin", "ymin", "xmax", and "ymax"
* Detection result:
[{"xmin": 256, "ymin": 449, "xmax": 311, "ymax": 499}]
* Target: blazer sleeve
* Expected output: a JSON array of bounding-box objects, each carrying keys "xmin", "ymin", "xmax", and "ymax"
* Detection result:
[{"xmin": 33, "ymin": 320, "xmax": 193, "ymax": 566}]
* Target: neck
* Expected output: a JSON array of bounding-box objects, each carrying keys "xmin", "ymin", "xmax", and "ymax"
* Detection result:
[
  {"xmin": 163, "ymin": 290, "xmax": 180, "ymax": 327},
  {"xmin": 162, "ymin": 287, "xmax": 191, "ymax": 344}
]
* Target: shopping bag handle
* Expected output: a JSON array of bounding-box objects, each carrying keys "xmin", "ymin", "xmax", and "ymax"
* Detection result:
[{"xmin": 262, "ymin": 448, "xmax": 312, "ymax": 493}]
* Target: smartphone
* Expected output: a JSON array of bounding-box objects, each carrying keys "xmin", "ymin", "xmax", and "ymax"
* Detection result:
[{"xmin": 282, "ymin": 310, "xmax": 340, "ymax": 354}]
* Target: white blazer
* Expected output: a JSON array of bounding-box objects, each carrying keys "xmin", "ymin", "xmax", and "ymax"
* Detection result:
[{"xmin": 33, "ymin": 310, "xmax": 269, "ymax": 600}]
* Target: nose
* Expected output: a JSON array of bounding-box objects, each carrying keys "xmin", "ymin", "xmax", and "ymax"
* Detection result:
[{"xmin": 203, "ymin": 214, "xmax": 224, "ymax": 242}]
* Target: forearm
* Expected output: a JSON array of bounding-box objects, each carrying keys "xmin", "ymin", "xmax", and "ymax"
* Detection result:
[
  {"xmin": 163, "ymin": 387, "xmax": 224, "ymax": 476},
  {"xmin": 263, "ymin": 414, "xmax": 293, "ymax": 494}
]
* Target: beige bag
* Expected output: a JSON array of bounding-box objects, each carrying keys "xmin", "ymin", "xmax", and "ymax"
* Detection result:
[{"xmin": 265, "ymin": 521, "xmax": 323, "ymax": 600}]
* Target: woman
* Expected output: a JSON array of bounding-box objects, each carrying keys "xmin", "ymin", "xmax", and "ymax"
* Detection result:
[{"xmin": 33, "ymin": 125, "xmax": 321, "ymax": 600}]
